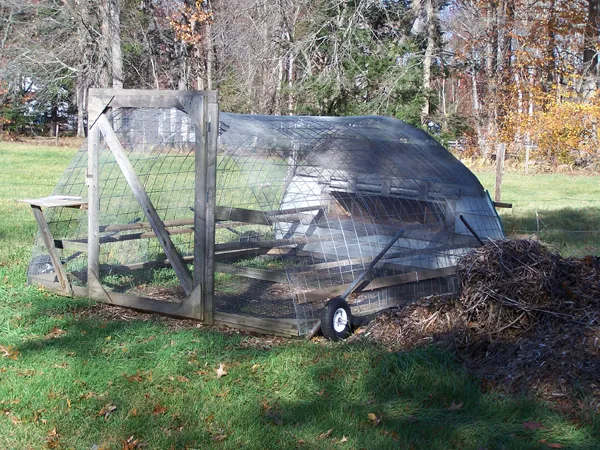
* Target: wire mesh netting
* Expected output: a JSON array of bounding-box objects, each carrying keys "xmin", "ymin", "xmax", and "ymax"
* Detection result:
[{"xmin": 28, "ymin": 110, "xmax": 504, "ymax": 335}]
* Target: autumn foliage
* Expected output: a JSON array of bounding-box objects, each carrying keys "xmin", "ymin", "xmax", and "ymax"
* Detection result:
[{"xmin": 445, "ymin": 0, "xmax": 600, "ymax": 168}]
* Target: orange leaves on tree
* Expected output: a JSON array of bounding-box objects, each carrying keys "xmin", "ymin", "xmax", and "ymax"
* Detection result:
[{"xmin": 170, "ymin": 0, "xmax": 212, "ymax": 46}]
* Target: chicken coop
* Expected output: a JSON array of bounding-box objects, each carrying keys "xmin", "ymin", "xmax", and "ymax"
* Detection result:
[{"xmin": 24, "ymin": 89, "xmax": 504, "ymax": 337}]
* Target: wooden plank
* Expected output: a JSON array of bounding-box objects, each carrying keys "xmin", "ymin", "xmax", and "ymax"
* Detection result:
[
  {"xmin": 295, "ymin": 266, "xmax": 458, "ymax": 304},
  {"xmin": 305, "ymin": 320, "xmax": 321, "ymax": 340},
  {"xmin": 213, "ymin": 312, "xmax": 298, "ymax": 337},
  {"xmin": 297, "ymin": 239, "xmax": 475, "ymax": 265},
  {"xmin": 494, "ymin": 143, "xmax": 506, "ymax": 202},
  {"xmin": 215, "ymin": 234, "xmax": 333, "ymax": 252},
  {"xmin": 214, "ymin": 263, "xmax": 288, "ymax": 283},
  {"xmin": 492, "ymin": 201, "xmax": 512, "ymax": 209},
  {"xmin": 30, "ymin": 274, "xmax": 87, "ymax": 298},
  {"xmin": 31, "ymin": 273, "xmax": 205, "ymax": 320},
  {"xmin": 93, "ymin": 247, "xmax": 273, "ymax": 274},
  {"xmin": 57, "ymin": 240, "xmax": 88, "ymax": 253},
  {"xmin": 87, "ymin": 121, "xmax": 104, "ymax": 300},
  {"xmin": 287, "ymin": 256, "xmax": 371, "ymax": 274},
  {"xmin": 30, "ymin": 206, "xmax": 73, "ymax": 296},
  {"xmin": 215, "ymin": 247, "xmax": 271, "ymax": 262},
  {"xmin": 187, "ymin": 94, "xmax": 206, "ymax": 310},
  {"xmin": 88, "ymin": 89, "xmax": 218, "ymax": 112},
  {"xmin": 212, "ymin": 319, "xmax": 298, "ymax": 338},
  {"xmin": 214, "ymin": 205, "xmax": 321, "ymax": 225},
  {"xmin": 101, "ymin": 219, "xmax": 255, "ymax": 234},
  {"xmin": 102, "ymin": 218, "xmax": 193, "ymax": 232},
  {"xmin": 215, "ymin": 207, "xmax": 269, "ymax": 225},
  {"xmin": 95, "ymin": 205, "xmax": 321, "ymax": 238},
  {"xmin": 20, "ymin": 196, "xmax": 88, "ymax": 209},
  {"xmin": 97, "ymin": 113, "xmax": 194, "ymax": 296},
  {"xmin": 61, "ymin": 226, "xmax": 194, "ymax": 251},
  {"xmin": 203, "ymin": 100, "xmax": 219, "ymax": 325}
]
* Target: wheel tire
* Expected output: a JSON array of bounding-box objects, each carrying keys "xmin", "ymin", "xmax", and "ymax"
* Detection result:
[{"xmin": 321, "ymin": 297, "xmax": 352, "ymax": 341}]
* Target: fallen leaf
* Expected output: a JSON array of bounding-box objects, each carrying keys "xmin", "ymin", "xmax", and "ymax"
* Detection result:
[
  {"xmin": 216, "ymin": 388, "xmax": 230, "ymax": 398},
  {"xmin": 317, "ymin": 428, "xmax": 333, "ymax": 440},
  {"xmin": 523, "ymin": 421, "xmax": 544, "ymax": 430},
  {"xmin": 251, "ymin": 364, "xmax": 260, "ymax": 372},
  {"xmin": 177, "ymin": 375, "xmax": 189, "ymax": 383},
  {"xmin": 212, "ymin": 433, "xmax": 227, "ymax": 442},
  {"xmin": 124, "ymin": 372, "xmax": 143, "ymax": 382},
  {"xmin": 448, "ymin": 401, "xmax": 463, "ymax": 411},
  {"xmin": 368, "ymin": 413, "xmax": 381, "ymax": 426},
  {"xmin": 216, "ymin": 363, "xmax": 228, "ymax": 379},
  {"xmin": 46, "ymin": 327, "xmax": 66, "ymax": 339},
  {"xmin": 98, "ymin": 404, "xmax": 117, "ymax": 420},
  {"xmin": 546, "ymin": 444, "xmax": 563, "ymax": 449},
  {"xmin": 46, "ymin": 427, "xmax": 60, "ymax": 449},
  {"xmin": 130, "ymin": 407, "xmax": 138, "ymax": 417},
  {"xmin": 152, "ymin": 403, "xmax": 167, "ymax": 415},
  {"xmin": 121, "ymin": 435, "xmax": 145, "ymax": 449},
  {"xmin": 0, "ymin": 345, "xmax": 19, "ymax": 360}
]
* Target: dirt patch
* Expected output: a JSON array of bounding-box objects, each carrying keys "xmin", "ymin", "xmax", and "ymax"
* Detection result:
[{"xmin": 353, "ymin": 240, "xmax": 600, "ymax": 409}]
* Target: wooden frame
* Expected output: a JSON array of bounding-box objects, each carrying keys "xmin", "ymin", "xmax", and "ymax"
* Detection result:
[
  {"xmin": 85, "ymin": 89, "xmax": 219, "ymax": 321},
  {"xmin": 23, "ymin": 88, "xmax": 466, "ymax": 338}
]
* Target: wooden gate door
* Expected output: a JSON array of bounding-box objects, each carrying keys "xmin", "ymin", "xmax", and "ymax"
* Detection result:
[{"xmin": 86, "ymin": 89, "xmax": 219, "ymax": 323}]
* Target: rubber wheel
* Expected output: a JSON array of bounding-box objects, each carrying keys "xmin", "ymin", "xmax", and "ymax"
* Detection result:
[{"xmin": 321, "ymin": 297, "xmax": 352, "ymax": 341}]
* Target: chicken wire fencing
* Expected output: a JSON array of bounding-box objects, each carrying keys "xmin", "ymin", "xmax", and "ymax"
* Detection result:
[{"xmin": 28, "ymin": 111, "xmax": 504, "ymax": 336}]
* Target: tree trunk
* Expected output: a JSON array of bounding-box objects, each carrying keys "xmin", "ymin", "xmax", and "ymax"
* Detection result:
[
  {"xmin": 206, "ymin": 20, "xmax": 214, "ymax": 90},
  {"xmin": 76, "ymin": 80, "xmax": 86, "ymax": 138},
  {"xmin": 109, "ymin": 0, "xmax": 123, "ymax": 89},
  {"xmin": 421, "ymin": 0, "xmax": 435, "ymax": 124},
  {"xmin": 99, "ymin": 2, "xmax": 110, "ymax": 88},
  {"xmin": 288, "ymin": 51, "xmax": 295, "ymax": 114},
  {"xmin": 582, "ymin": 0, "xmax": 600, "ymax": 100}
]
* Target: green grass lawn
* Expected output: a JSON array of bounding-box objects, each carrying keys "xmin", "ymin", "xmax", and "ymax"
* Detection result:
[
  {"xmin": 476, "ymin": 171, "xmax": 600, "ymax": 256},
  {"xmin": 0, "ymin": 143, "xmax": 599, "ymax": 449}
]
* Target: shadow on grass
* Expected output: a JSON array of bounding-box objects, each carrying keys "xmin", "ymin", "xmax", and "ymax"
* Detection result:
[{"xmin": 8, "ymin": 301, "xmax": 600, "ymax": 449}]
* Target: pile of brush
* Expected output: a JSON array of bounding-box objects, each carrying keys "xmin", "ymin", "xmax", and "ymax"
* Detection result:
[
  {"xmin": 457, "ymin": 239, "xmax": 599, "ymax": 336},
  {"xmin": 357, "ymin": 239, "xmax": 600, "ymax": 401}
]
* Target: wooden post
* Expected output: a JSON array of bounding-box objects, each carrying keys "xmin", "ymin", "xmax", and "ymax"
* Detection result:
[
  {"xmin": 494, "ymin": 143, "xmax": 505, "ymax": 202},
  {"xmin": 192, "ymin": 97, "xmax": 206, "ymax": 296},
  {"xmin": 96, "ymin": 113, "xmax": 194, "ymax": 296},
  {"xmin": 188, "ymin": 95, "xmax": 206, "ymax": 320},
  {"xmin": 203, "ymin": 98, "xmax": 219, "ymax": 325},
  {"xmin": 30, "ymin": 205, "xmax": 73, "ymax": 296},
  {"xmin": 87, "ymin": 123, "xmax": 104, "ymax": 299}
]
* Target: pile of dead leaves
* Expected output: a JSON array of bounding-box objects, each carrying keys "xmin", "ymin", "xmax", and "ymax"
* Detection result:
[{"xmin": 357, "ymin": 239, "xmax": 600, "ymax": 406}]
